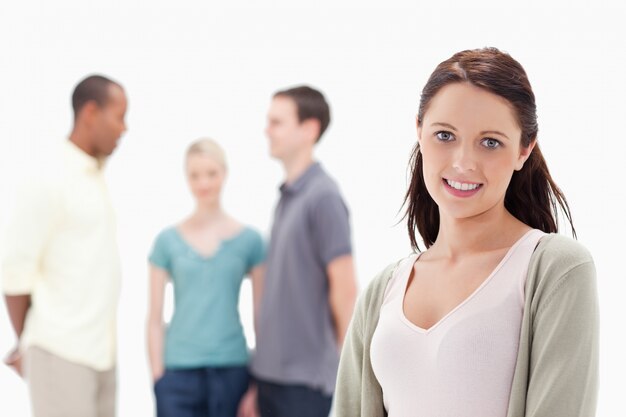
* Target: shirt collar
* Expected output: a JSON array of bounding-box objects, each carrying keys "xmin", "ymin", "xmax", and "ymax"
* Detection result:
[
  {"xmin": 64, "ymin": 140, "xmax": 104, "ymax": 173},
  {"xmin": 280, "ymin": 162, "xmax": 322, "ymax": 195}
]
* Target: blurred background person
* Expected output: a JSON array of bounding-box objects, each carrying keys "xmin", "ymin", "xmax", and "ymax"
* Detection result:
[
  {"xmin": 240, "ymin": 86, "xmax": 357, "ymax": 417},
  {"xmin": 147, "ymin": 138, "xmax": 265, "ymax": 417},
  {"xmin": 2, "ymin": 74, "xmax": 128, "ymax": 417}
]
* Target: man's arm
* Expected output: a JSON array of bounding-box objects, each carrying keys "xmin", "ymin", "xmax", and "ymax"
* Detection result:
[
  {"xmin": 236, "ymin": 266, "xmax": 264, "ymax": 417},
  {"xmin": 3, "ymin": 295, "xmax": 31, "ymax": 375},
  {"xmin": 2, "ymin": 176, "xmax": 60, "ymax": 375},
  {"xmin": 4, "ymin": 295, "xmax": 31, "ymax": 338},
  {"xmin": 310, "ymin": 190, "xmax": 357, "ymax": 349},
  {"xmin": 327, "ymin": 254, "xmax": 357, "ymax": 349}
]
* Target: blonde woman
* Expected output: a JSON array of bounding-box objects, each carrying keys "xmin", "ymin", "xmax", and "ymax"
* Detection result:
[{"xmin": 147, "ymin": 139, "xmax": 265, "ymax": 417}]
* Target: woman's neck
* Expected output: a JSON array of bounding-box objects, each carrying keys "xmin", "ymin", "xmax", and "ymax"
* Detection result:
[
  {"xmin": 430, "ymin": 206, "xmax": 530, "ymax": 260},
  {"xmin": 189, "ymin": 204, "xmax": 225, "ymax": 226}
]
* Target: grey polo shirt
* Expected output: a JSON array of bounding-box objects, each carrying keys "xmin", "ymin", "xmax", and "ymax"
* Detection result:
[{"xmin": 251, "ymin": 162, "xmax": 352, "ymax": 396}]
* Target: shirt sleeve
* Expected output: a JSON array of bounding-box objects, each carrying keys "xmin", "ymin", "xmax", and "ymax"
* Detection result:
[
  {"xmin": 334, "ymin": 284, "xmax": 367, "ymax": 415},
  {"xmin": 2, "ymin": 178, "xmax": 63, "ymax": 295},
  {"xmin": 148, "ymin": 230, "xmax": 172, "ymax": 274},
  {"xmin": 310, "ymin": 192, "xmax": 352, "ymax": 267},
  {"xmin": 334, "ymin": 262, "xmax": 398, "ymax": 417},
  {"xmin": 525, "ymin": 260, "xmax": 599, "ymax": 416},
  {"xmin": 246, "ymin": 229, "xmax": 266, "ymax": 272}
]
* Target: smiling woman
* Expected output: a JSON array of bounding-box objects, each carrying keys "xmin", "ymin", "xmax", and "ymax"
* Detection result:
[
  {"xmin": 334, "ymin": 47, "xmax": 599, "ymax": 417},
  {"xmin": 417, "ymin": 82, "xmax": 535, "ymax": 228},
  {"xmin": 407, "ymin": 48, "xmax": 574, "ymax": 250}
]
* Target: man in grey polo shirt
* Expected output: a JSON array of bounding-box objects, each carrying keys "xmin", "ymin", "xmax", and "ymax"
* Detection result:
[{"xmin": 242, "ymin": 86, "xmax": 357, "ymax": 417}]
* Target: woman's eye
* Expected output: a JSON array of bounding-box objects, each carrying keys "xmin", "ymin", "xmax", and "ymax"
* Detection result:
[
  {"xmin": 482, "ymin": 138, "xmax": 501, "ymax": 149},
  {"xmin": 436, "ymin": 131, "xmax": 454, "ymax": 141}
]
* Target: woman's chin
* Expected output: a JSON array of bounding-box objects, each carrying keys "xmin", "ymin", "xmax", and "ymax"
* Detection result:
[{"xmin": 195, "ymin": 195, "xmax": 219, "ymax": 206}]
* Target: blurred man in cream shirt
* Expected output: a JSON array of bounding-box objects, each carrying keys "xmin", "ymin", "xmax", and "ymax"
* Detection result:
[{"xmin": 2, "ymin": 75, "xmax": 127, "ymax": 417}]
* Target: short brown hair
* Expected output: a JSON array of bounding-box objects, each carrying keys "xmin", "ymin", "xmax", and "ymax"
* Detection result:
[{"xmin": 274, "ymin": 85, "xmax": 331, "ymax": 142}]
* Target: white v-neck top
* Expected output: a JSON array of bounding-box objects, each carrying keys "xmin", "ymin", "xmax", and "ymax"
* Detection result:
[{"xmin": 370, "ymin": 229, "xmax": 545, "ymax": 417}]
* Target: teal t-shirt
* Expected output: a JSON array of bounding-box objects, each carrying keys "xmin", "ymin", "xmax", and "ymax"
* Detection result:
[{"xmin": 149, "ymin": 226, "xmax": 266, "ymax": 369}]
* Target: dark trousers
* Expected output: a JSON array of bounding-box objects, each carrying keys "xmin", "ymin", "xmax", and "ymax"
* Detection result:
[
  {"xmin": 256, "ymin": 379, "xmax": 332, "ymax": 417},
  {"xmin": 154, "ymin": 366, "xmax": 249, "ymax": 417}
]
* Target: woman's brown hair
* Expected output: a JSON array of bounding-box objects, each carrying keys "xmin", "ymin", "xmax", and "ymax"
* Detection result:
[{"xmin": 404, "ymin": 47, "xmax": 575, "ymax": 250}]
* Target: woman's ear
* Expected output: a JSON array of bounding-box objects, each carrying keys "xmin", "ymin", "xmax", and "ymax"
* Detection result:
[
  {"xmin": 515, "ymin": 139, "xmax": 537, "ymax": 171},
  {"xmin": 416, "ymin": 116, "xmax": 422, "ymax": 145}
]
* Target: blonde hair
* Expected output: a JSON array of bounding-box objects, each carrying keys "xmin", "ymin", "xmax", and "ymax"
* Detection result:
[{"xmin": 185, "ymin": 137, "xmax": 227, "ymax": 171}]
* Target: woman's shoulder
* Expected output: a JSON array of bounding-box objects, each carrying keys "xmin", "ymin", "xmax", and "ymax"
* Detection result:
[
  {"xmin": 346, "ymin": 256, "xmax": 412, "ymax": 334},
  {"xmin": 533, "ymin": 233, "xmax": 594, "ymax": 269},
  {"xmin": 237, "ymin": 225, "xmax": 265, "ymax": 242},
  {"xmin": 154, "ymin": 225, "xmax": 178, "ymax": 242},
  {"xmin": 527, "ymin": 233, "xmax": 596, "ymax": 299},
  {"xmin": 359, "ymin": 256, "xmax": 412, "ymax": 309}
]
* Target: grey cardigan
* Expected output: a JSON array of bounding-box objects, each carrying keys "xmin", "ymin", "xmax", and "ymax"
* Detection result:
[{"xmin": 334, "ymin": 234, "xmax": 599, "ymax": 416}]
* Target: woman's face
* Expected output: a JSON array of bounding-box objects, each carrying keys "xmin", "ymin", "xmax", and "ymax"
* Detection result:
[
  {"xmin": 186, "ymin": 153, "xmax": 226, "ymax": 206},
  {"xmin": 417, "ymin": 82, "xmax": 534, "ymax": 221}
]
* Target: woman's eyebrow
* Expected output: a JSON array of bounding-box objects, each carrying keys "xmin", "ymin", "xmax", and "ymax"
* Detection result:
[
  {"xmin": 431, "ymin": 122, "xmax": 458, "ymax": 131},
  {"xmin": 480, "ymin": 130, "xmax": 510, "ymax": 140},
  {"xmin": 431, "ymin": 122, "xmax": 511, "ymax": 140}
]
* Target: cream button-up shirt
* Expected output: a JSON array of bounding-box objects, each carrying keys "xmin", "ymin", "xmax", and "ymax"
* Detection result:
[{"xmin": 2, "ymin": 140, "xmax": 121, "ymax": 371}]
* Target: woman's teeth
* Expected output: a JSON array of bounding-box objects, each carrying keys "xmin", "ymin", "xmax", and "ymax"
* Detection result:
[{"xmin": 446, "ymin": 179, "xmax": 480, "ymax": 191}]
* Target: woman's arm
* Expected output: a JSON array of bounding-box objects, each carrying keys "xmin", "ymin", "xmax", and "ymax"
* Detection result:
[
  {"xmin": 237, "ymin": 264, "xmax": 264, "ymax": 417},
  {"xmin": 334, "ymin": 260, "xmax": 401, "ymax": 417},
  {"xmin": 147, "ymin": 265, "xmax": 168, "ymax": 382},
  {"xmin": 334, "ymin": 295, "xmax": 366, "ymax": 415},
  {"xmin": 526, "ymin": 260, "xmax": 599, "ymax": 416},
  {"xmin": 249, "ymin": 264, "xmax": 264, "ymax": 336}
]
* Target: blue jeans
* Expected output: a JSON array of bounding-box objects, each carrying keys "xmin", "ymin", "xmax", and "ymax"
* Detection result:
[
  {"xmin": 256, "ymin": 379, "xmax": 332, "ymax": 417},
  {"xmin": 154, "ymin": 366, "xmax": 249, "ymax": 417}
]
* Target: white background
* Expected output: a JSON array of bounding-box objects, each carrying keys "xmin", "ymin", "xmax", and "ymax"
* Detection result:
[{"xmin": 1, "ymin": 1, "xmax": 624, "ymax": 415}]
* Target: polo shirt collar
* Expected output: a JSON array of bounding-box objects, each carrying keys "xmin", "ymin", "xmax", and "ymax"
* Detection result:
[
  {"xmin": 280, "ymin": 162, "xmax": 322, "ymax": 195},
  {"xmin": 64, "ymin": 140, "xmax": 104, "ymax": 173}
]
